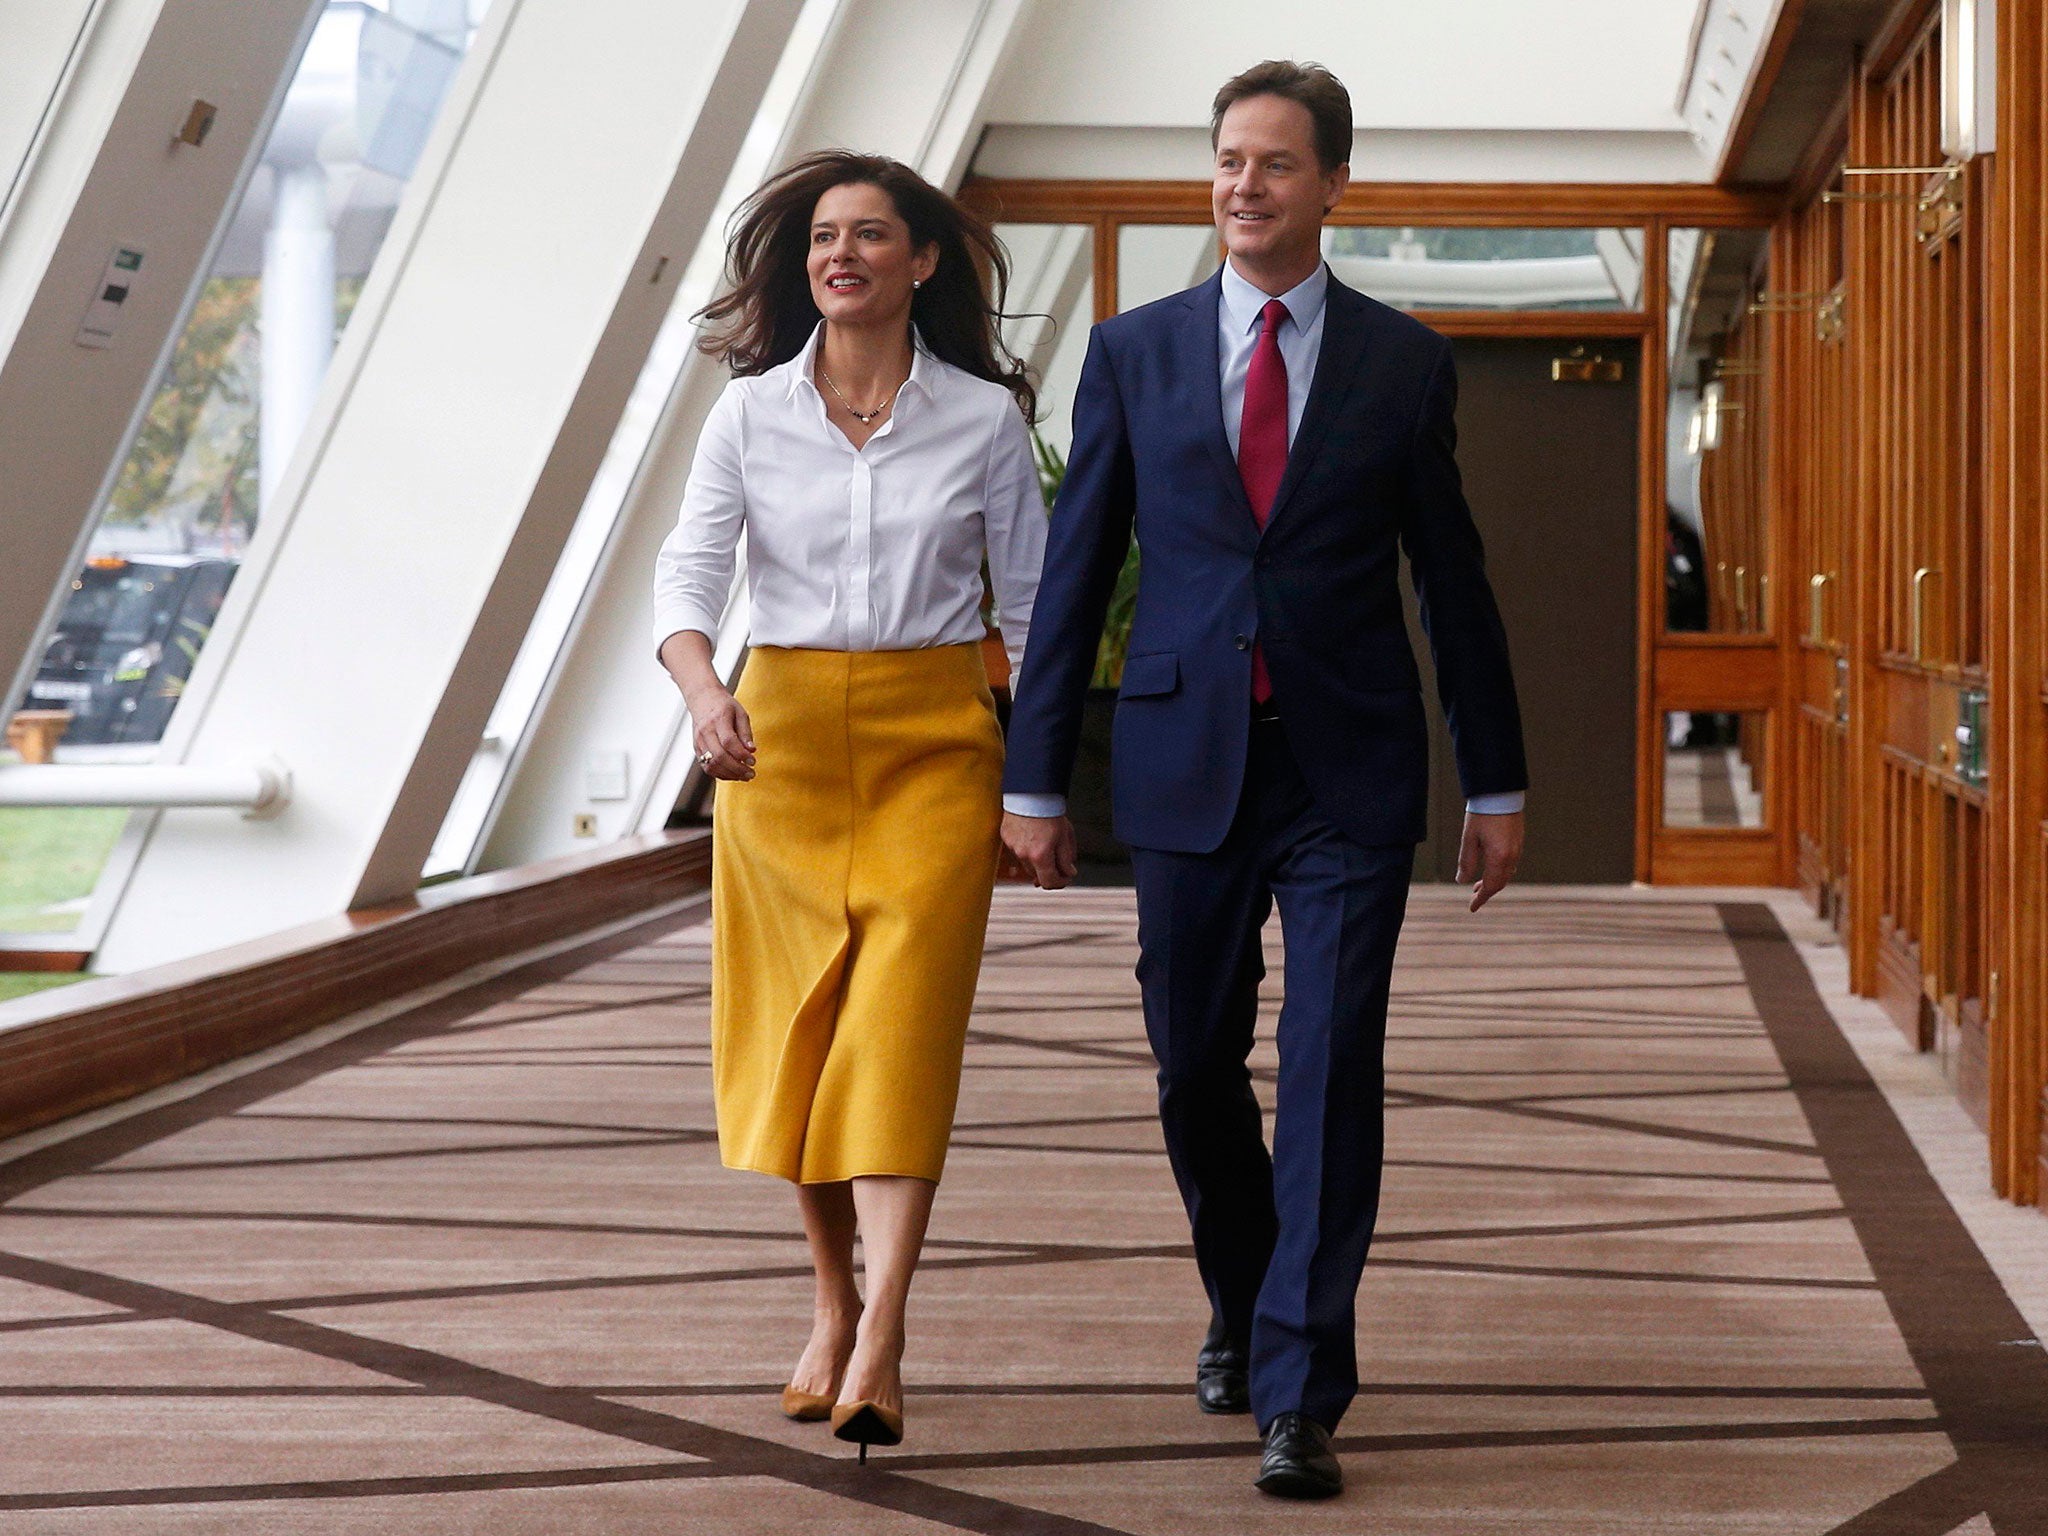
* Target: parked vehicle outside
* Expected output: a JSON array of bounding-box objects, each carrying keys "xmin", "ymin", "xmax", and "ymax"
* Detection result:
[{"xmin": 24, "ymin": 557, "xmax": 237, "ymax": 746}]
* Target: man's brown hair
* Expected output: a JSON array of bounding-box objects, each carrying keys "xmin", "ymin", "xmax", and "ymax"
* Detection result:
[{"xmin": 1210, "ymin": 59, "xmax": 1353, "ymax": 173}]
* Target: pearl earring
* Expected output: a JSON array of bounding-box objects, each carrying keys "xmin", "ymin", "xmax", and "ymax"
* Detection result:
[{"xmin": 913, "ymin": 279, "xmax": 922, "ymax": 289}]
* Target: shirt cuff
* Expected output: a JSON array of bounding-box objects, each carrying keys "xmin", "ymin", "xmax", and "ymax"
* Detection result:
[
  {"xmin": 1465, "ymin": 792, "xmax": 1526, "ymax": 816},
  {"xmin": 1002, "ymin": 792, "xmax": 1068, "ymax": 819}
]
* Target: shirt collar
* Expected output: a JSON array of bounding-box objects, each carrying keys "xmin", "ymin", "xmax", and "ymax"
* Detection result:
[
  {"xmin": 1219, "ymin": 258, "xmax": 1329, "ymax": 338},
  {"xmin": 780, "ymin": 321, "xmax": 940, "ymax": 403}
]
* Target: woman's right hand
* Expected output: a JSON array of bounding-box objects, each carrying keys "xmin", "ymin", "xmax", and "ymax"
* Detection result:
[
  {"xmin": 688, "ymin": 686, "xmax": 756, "ymax": 780},
  {"xmin": 659, "ymin": 631, "xmax": 756, "ymax": 782}
]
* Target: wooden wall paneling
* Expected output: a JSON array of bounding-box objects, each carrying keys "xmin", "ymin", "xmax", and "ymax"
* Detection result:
[
  {"xmin": 1844, "ymin": 55, "xmax": 1885, "ymax": 994},
  {"xmin": 1989, "ymin": 0, "xmax": 2048, "ymax": 1204},
  {"xmin": 0, "ymin": 831, "xmax": 713, "ymax": 1143},
  {"xmin": 2034, "ymin": 0, "xmax": 2048, "ymax": 1205}
]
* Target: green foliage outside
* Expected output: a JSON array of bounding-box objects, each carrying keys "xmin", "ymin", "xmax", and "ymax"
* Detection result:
[
  {"xmin": 0, "ymin": 973, "xmax": 87, "ymax": 1004},
  {"xmin": 0, "ymin": 807, "xmax": 128, "ymax": 934},
  {"xmin": 1031, "ymin": 433, "xmax": 1139, "ymax": 690},
  {"xmin": 105, "ymin": 278, "xmax": 260, "ymax": 539}
]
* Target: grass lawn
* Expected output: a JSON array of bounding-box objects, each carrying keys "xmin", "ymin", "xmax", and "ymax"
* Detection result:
[
  {"xmin": 0, "ymin": 972, "xmax": 89, "ymax": 1004},
  {"xmin": 0, "ymin": 806, "xmax": 128, "ymax": 933}
]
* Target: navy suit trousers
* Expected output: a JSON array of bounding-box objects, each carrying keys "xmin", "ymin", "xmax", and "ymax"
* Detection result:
[{"xmin": 1130, "ymin": 716, "xmax": 1412, "ymax": 1433}]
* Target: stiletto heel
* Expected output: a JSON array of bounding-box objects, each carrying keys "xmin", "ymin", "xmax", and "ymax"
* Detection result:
[{"xmin": 831, "ymin": 1400, "xmax": 904, "ymax": 1459}]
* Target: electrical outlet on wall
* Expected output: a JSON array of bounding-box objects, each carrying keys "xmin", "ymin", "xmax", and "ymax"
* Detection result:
[{"xmin": 572, "ymin": 813, "xmax": 597, "ymax": 838}]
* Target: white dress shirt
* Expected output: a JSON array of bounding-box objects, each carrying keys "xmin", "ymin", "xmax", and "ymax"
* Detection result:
[
  {"xmin": 1220, "ymin": 257, "xmax": 1327, "ymax": 458},
  {"xmin": 652, "ymin": 324, "xmax": 1045, "ymax": 676},
  {"xmin": 1004, "ymin": 257, "xmax": 1524, "ymax": 821}
]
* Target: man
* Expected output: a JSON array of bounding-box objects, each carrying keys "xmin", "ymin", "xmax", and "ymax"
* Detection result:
[{"xmin": 1000, "ymin": 60, "xmax": 1527, "ymax": 1501}]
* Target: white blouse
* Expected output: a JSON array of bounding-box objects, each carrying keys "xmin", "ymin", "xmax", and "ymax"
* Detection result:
[{"xmin": 652, "ymin": 324, "xmax": 1045, "ymax": 675}]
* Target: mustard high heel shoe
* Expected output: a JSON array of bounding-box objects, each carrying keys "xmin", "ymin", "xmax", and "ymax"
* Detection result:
[
  {"xmin": 780, "ymin": 1385, "xmax": 836, "ymax": 1422},
  {"xmin": 830, "ymin": 1400, "xmax": 904, "ymax": 1463}
]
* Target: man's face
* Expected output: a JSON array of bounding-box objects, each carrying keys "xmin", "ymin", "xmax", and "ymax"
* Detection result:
[{"xmin": 1211, "ymin": 94, "xmax": 1348, "ymax": 274}]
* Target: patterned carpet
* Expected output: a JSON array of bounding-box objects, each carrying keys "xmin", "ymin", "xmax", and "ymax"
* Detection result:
[{"xmin": 0, "ymin": 885, "xmax": 2042, "ymax": 1533}]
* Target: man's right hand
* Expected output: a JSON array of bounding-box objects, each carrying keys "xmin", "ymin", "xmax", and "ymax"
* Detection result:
[{"xmin": 1001, "ymin": 812, "xmax": 1079, "ymax": 890}]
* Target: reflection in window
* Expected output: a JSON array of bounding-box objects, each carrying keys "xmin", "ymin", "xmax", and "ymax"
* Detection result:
[
  {"xmin": 996, "ymin": 223, "xmax": 1093, "ymax": 456},
  {"xmin": 1117, "ymin": 224, "xmax": 1220, "ymax": 313},
  {"xmin": 1323, "ymin": 226, "xmax": 1644, "ymax": 311},
  {"xmin": 1663, "ymin": 711, "xmax": 1767, "ymax": 829},
  {"xmin": 1666, "ymin": 226, "xmax": 1771, "ymax": 634},
  {"xmin": 2, "ymin": 1, "xmax": 492, "ymax": 941}
]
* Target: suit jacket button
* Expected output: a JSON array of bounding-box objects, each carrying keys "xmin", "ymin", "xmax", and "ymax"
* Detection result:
[{"xmin": 1234, "ymin": 634, "xmax": 1251, "ymax": 651}]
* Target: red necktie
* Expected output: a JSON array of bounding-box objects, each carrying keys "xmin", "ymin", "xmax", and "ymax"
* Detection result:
[{"xmin": 1237, "ymin": 298, "xmax": 1288, "ymax": 703}]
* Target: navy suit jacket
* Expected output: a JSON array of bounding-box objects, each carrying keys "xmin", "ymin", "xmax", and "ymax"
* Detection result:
[{"xmin": 1003, "ymin": 267, "xmax": 1527, "ymax": 854}]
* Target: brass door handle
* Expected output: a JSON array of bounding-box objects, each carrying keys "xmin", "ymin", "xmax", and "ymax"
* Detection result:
[
  {"xmin": 1808, "ymin": 572, "xmax": 1832, "ymax": 643},
  {"xmin": 1910, "ymin": 566, "xmax": 1940, "ymax": 662}
]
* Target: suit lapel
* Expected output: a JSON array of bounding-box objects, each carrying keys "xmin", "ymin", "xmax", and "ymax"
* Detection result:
[
  {"xmin": 1265, "ymin": 276, "xmax": 1371, "ymax": 532},
  {"xmin": 1178, "ymin": 272, "xmax": 1259, "ymax": 524}
]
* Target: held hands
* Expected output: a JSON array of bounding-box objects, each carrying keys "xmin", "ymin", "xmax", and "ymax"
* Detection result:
[
  {"xmin": 1457, "ymin": 809, "xmax": 1524, "ymax": 913},
  {"xmin": 688, "ymin": 685, "xmax": 756, "ymax": 781},
  {"xmin": 1001, "ymin": 812, "xmax": 1079, "ymax": 889}
]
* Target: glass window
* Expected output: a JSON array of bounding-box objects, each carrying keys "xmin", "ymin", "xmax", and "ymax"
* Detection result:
[
  {"xmin": 0, "ymin": 0, "xmax": 97, "ymax": 225},
  {"xmin": 1663, "ymin": 711, "xmax": 1768, "ymax": 828},
  {"xmin": 997, "ymin": 223, "xmax": 1094, "ymax": 458},
  {"xmin": 1665, "ymin": 226, "xmax": 1771, "ymax": 634},
  {"xmin": 2, "ymin": 0, "xmax": 494, "ymax": 942},
  {"xmin": 1117, "ymin": 223, "xmax": 1220, "ymax": 313},
  {"xmin": 1322, "ymin": 225, "xmax": 1645, "ymax": 311}
]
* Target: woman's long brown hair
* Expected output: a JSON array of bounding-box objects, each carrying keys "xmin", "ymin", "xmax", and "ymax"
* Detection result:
[{"xmin": 695, "ymin": 150, "xmax": 1037, "ymax": 421}]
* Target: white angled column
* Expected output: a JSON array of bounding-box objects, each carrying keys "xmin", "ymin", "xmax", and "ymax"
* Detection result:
[
  {"xmin": 469, "ymin": 0, "xmax": 1036, "ymax": 872},
  {"xmin": 93, "ymin": 0, "xmax": 805, "ymax": 971},
  {"xmin": 259, "ymin": 159, "xmax": 334, "ymax": 508}
]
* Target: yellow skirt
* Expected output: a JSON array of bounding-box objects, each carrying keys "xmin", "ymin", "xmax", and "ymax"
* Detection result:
[{"xmin": 710, "ymin": 644, "xmax": 1005, "ymax": 1184}]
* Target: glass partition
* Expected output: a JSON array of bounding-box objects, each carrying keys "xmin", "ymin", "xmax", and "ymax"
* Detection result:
[
  {"xmin": 1322, "ymin": 226, "xmax": 1644, "ymax": 311},
  {"xmin": 1663, "ymin": 711, "xmax": 1768, "ymax": 828},
  {"xmin": 1665, "ymin": 226, "xmax": 1771, "ymax": 634},
  {"xmin": 1117, "ymin": 223, "xmax": 1221, "ymax": 313}
]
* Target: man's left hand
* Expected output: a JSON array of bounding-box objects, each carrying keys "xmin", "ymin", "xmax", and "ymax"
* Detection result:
[{"xmin": 1457, "ymin": 809, "xmax": 1524, "ymax": 913}]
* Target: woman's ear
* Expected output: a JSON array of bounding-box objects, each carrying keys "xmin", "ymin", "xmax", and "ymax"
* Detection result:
[{"xmin": 913, "ymin": 242, "xmax": 940, "ymax": 288}]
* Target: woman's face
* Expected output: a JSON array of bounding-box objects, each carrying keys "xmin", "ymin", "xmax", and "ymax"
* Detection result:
[{"xmin": 806, "ymin": 181, "xmax": 937, "ymax": 331}]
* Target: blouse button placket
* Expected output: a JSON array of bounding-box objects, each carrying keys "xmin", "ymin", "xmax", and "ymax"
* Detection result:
[{"xmin": 848, "ymin": 450, "xmax": 875, "ymax": 652}]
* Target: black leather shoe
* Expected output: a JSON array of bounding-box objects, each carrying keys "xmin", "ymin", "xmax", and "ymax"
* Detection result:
[
  {"xmin": 1256, "ymin": 1412, "xmax": 1342, "ymax": 1499},
  {"xmin": 1195, "ymin": 1327, "xmax": 1249, "ymax": 1415}
]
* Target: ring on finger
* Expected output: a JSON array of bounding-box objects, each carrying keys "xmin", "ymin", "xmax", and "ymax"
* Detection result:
[{"xmin": 697, "ymin": 750, "xmax": 715, "ymax": 769}]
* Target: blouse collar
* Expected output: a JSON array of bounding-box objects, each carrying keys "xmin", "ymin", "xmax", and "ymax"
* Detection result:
[{"xmin": 780, "ymin": 322, "xmax": 941, "ymax": 405}]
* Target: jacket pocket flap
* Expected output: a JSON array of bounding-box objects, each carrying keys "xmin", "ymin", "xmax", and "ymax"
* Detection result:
[{"xmin": 1118, "ymin": 652, "xmax": 1179, "ymax": 698}]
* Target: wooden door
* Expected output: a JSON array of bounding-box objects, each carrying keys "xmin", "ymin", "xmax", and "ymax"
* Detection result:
[
  {"xmin": 1410, "ymin": 336, "xmax": 1640, "ymax": 884},
  {"xmin": 1782, "ymin": 195, "xmax": 1853, "ymax": 931}
]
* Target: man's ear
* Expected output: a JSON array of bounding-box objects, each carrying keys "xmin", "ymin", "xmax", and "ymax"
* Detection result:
[{"xmin": 1323, "ymin": 162, "xmax": 1352, "ymax": 215}]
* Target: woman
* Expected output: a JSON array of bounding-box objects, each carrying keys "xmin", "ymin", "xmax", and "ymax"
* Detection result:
[{"xmin": 650, "ymin": 151, "xmax": 1043, "ymax": 1458}]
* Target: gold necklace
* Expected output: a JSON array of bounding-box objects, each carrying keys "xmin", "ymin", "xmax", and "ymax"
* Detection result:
[{"xmin": 821, "ymin": 370, "xmax": 903, "ymax": 424}]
